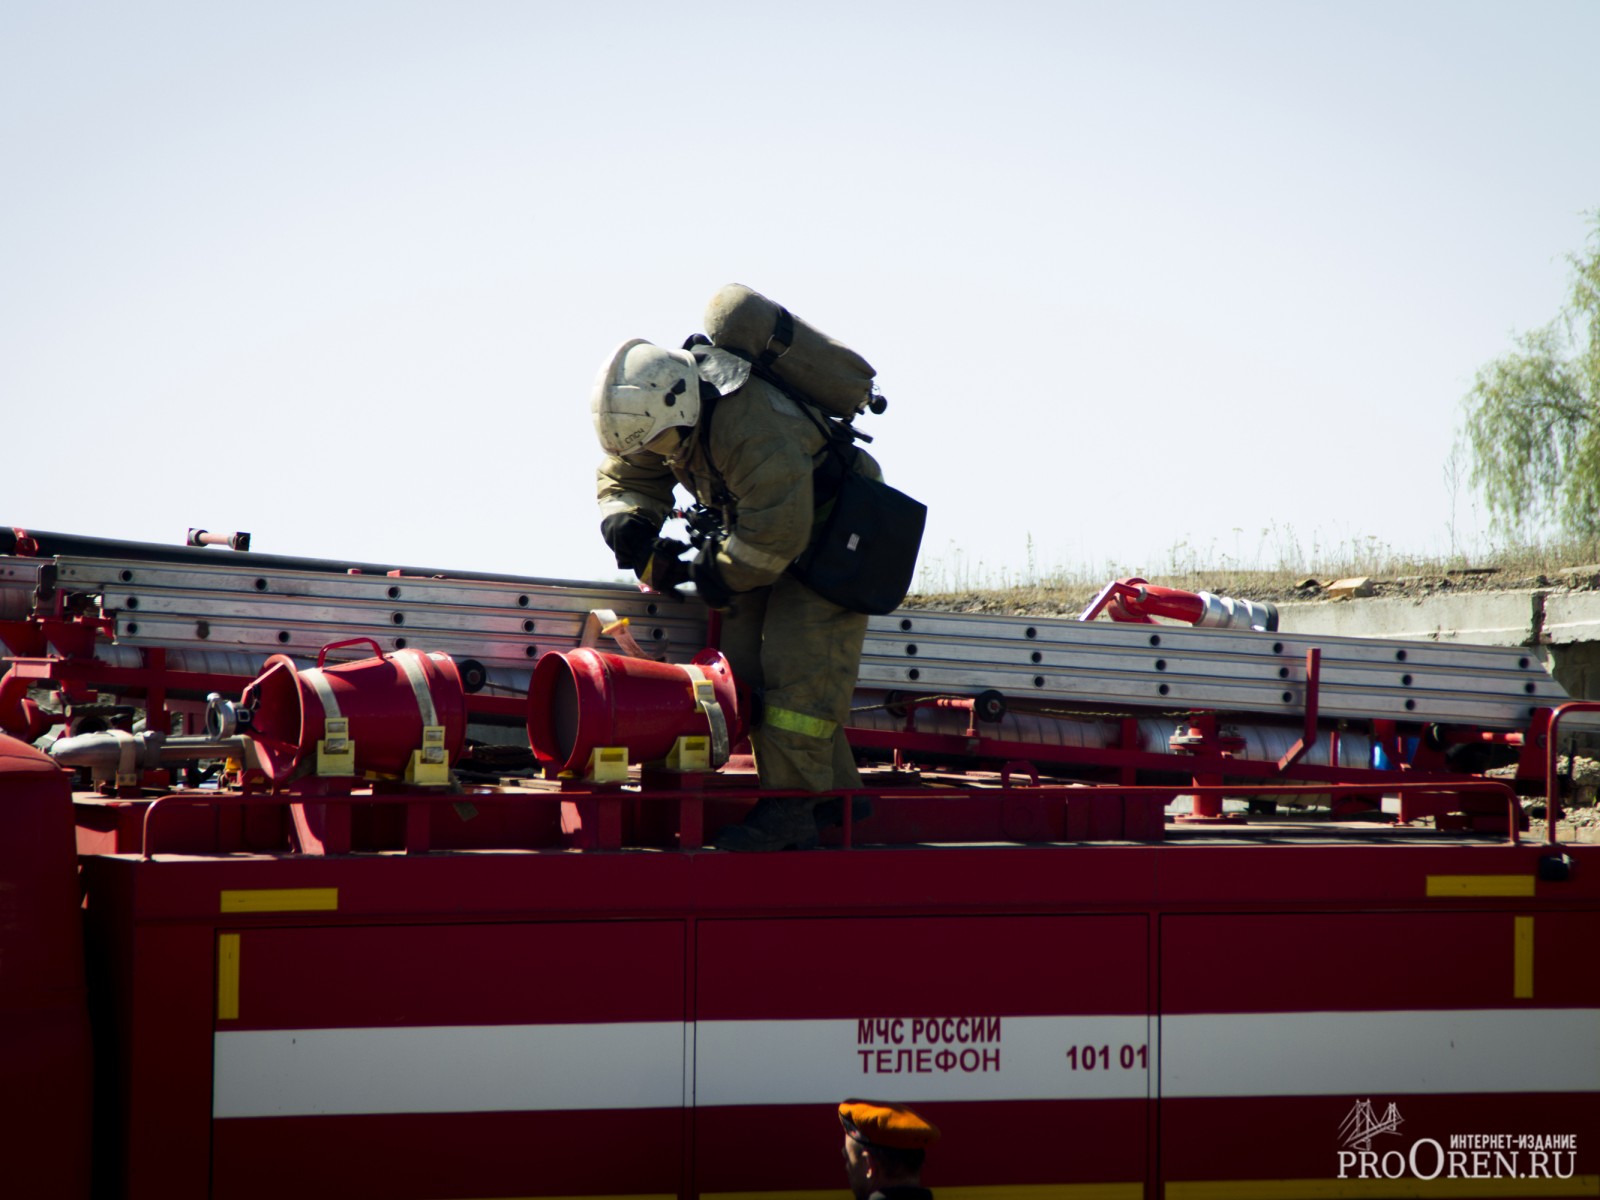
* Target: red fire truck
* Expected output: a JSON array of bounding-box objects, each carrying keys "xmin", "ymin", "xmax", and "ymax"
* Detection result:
[{"xmin": 2, "ymin": 528, "xmax": 1595, "ymax": 1199}]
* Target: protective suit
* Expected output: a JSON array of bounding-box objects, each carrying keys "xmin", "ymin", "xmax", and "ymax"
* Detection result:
[{"xmin": 595, "ymin": 346, "xmax": 880, "ymax": 842}]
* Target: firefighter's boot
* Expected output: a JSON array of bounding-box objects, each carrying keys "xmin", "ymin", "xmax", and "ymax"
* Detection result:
[{"xmin": 713, "ymin": 797, "xmax": 820, "ymax": 852}]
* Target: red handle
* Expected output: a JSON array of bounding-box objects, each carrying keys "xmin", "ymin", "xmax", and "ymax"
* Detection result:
[{"xmin": 317, "ymin": 637, "xmax": 386, "ymax": 668}]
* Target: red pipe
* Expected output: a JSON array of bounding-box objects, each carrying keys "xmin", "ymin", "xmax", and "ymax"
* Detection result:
[
  {"xmin": 0, "ymin": 666, "xmax": 53, "ymax": 743},
  {"xmin": 1079, "ymin": 579, "xmax": 1156, "ymax": 623},
  {"xmin": 527, "ymin": 647, "xmax": 742, "ymax": 774},
  {"xmin": 241, "ymin": 646, "xmax": 467, "ymax": 781},
  {"xmin": 1108, "ymin": 580, "xmax": 1204, "ymax": 624},
  {"xmin": 1276, "ymin": 649, "xmax": 1322, "ymax": 772},
  {"xmin": 1079, "ymin": 577, "xmax": 1278, "ymax": 631},
  {"xmin": 1542, "ymin": 700, "xmax": 1600, "ymax": 846},
  {"xmin": 138, "ymin": 778, "xmax": 1529, "ymax": 856}
]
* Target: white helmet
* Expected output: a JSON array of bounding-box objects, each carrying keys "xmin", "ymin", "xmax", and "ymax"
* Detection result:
[{"xmin": 590, "ymin": 338, "xmax": 700, "ymax": 456}]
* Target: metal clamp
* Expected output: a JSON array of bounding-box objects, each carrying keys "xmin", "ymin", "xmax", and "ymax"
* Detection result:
[
  {"xmin": 680, "ymin": 663, "xmax": 729, "ymax": 768},
  {"xmin": 396, "ymin": 651, "xmax": 450, "ymax": 785},
  {"xmin": 302, "ymin": 667, "xmax": 356, "ymax": 777},
  {"xmin": 112, "ymin": 729, "xmax": 140, "ymax": 788}
]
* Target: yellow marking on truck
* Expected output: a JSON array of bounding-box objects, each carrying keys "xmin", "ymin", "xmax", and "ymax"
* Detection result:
[
  {"xmin": 943, "ymin": 1187, "xmax": 1145, "ymax": 1200},
  {"xmin": 706, "ymin": 1187, "xmax": 1142, "ymax": 1200},
  {"xmin": 217, "ymin": 933, "xmax": 240, "ymax": 1021},
  {"xmin": 1166, "ymin": 1177, "xmax": 1599, "ymax": 1198},
  {"xmin": 1515, "ymin": 915, "xmax": 1535, "ymax": 999},
  {"xmin": 1425, "ymin": 874, "xmax": 1535, "ymax": 898},
  {"xmin": 219, "ymin": 887, "xmax": 339, "ymax": 913}
]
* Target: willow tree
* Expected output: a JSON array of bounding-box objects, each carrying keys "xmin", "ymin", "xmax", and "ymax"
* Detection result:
[{"xmin": 1463, "ymin": 212, "xmax": 1600, "ymax": 538}]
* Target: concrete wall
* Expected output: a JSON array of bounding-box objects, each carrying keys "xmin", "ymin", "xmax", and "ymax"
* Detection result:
[{"xmin": 1277, "ymin": 590, "xmax": 1600, "ymax": 702}]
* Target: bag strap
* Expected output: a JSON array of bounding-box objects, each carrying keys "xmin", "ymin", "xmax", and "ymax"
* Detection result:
[
  {"xmin": 788, "ymin": 390, "xmax": 854, "ymax": 458},
  {"xmin": 756, "ymin": 305, "xmax": 796, "ymax": 371},
  {"xmin": 711, "ymin": 318, "xmax": 875, "ymax": 446},
  {"xmin": 694, "ymin": 380, "xmax": 735, "ymax": 509},
  {"xmin": 695, "ymin": 359, "xmax": 855, "ymax": 514}
]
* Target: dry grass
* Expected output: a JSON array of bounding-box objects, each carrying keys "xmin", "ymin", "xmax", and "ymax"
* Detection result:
[{"xmin": 907, "ymin": 535, "xmax": 1600, "ymax": 616}]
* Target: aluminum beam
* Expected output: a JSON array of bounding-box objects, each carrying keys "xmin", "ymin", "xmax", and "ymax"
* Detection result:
[{"xmin": 11, "ymin": 552, "xmax": 1586, "ymax": 731}]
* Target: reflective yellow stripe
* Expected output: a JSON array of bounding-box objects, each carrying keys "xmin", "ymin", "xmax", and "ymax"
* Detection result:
[
  {"xmin": 217, "ymin": 933, "xmax": 241, "ymax": 1021},
  {"xmin": 1426, "ymin": 874, "xmax": 1535, "ymax": 898},
  {"xmin": 762, "ymin": 705, "xmax": 836, "ymax": 740},
  {"xmin": 1167, "ymin": 1179, "xmax": 1599, "ymax": 1198},
  {"xmin": 706, "ymin": 1189, "xmax": 1142, "ymax": 1200},
  {"xmin": 944, "ymin": 1188, "xmax": 1145, "ymax": 1200},
  {"xmin": 723, "ymin": 532, "xmax": 794, "ymax": 574},
  {"xmin": 220, "ymin": 887, "xmax": 339, "ymax": 914},
  {"xmin": 1515, "ymin": 915, "xmax": 1535, "ymax": 999}
]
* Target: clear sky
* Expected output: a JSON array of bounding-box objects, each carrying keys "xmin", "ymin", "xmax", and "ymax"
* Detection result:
[{"xmin": 4, "ymin": 1, "xmax": 1598, "ymax": 587}]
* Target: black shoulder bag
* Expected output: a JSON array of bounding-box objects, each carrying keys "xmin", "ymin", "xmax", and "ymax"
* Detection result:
[
  {"xmin": 693, "ymin": 373, "xmax": 926, "ymax": 616},
  {"xmin": 786, "ymin": 405, "xmax": 926, "ymax": 616}
]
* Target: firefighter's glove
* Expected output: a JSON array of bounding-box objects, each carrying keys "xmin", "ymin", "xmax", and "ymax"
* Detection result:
[
  {"xmin": 640, "ymin": 538, "xmax": 692, "ymax": 594},
  {"xmin": 689, "ymin": 548, "xmax": 735, "ymax": 611},
  {"xmin": 600, "ymin": 512, "xmax": 660, "ymax": 573}
]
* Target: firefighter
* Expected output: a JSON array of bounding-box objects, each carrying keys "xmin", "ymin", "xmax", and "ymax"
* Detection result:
[
  {"xmin": 839, "ymin": 1099, "xmax": 940, "ymax": 1200},
  {"xmin": 591, "ymin": 337, "xmax": 877, "ymax": 851}
]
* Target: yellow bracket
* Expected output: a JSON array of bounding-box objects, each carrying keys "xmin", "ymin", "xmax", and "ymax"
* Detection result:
[
  {"xmin": 406, "ymin": 751, "xmax": 449, "ymax": 785},
  {"xmin": 587, "ymin": 746, "xmax": 630, "ymax": 783},
  {"xmin": 667, "ymin": 735, "xmax": 711, "ymax": 771},
  {"xmin": 316, "ymin": 717, "xmax": 356, "ymax": 777},
  {"xmin": 405, "ymin": 725, "xmax": 451, "ymax": 785}
]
